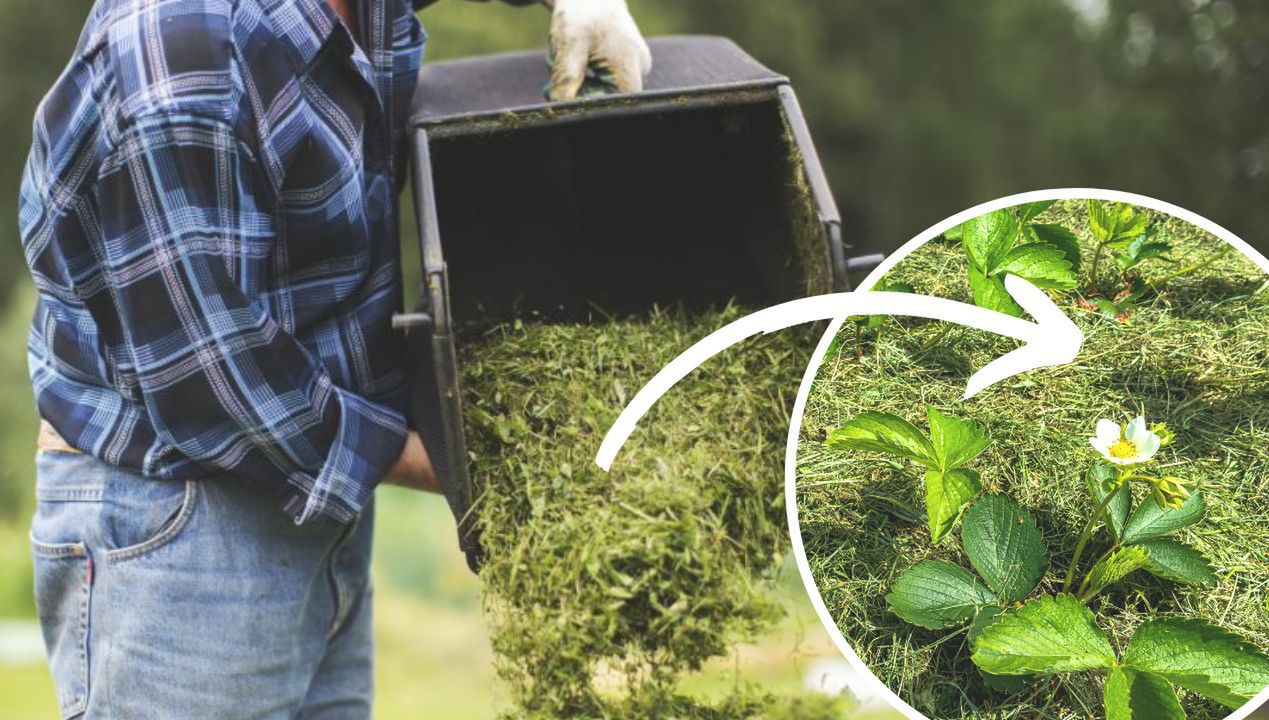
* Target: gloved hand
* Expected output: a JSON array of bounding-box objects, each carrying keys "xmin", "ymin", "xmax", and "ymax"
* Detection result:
[{"xmin": 545, "ymin": 0, "xmax": 651, "ymax": 101}]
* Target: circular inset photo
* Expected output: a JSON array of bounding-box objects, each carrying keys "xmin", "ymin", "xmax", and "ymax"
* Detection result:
[{"xmin": 791, "ymin": 195, "xmax": 1269, "ymax": 719}]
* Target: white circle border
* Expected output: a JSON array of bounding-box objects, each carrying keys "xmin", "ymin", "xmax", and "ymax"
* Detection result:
[{"xmin": 783, "ymin": 188, "xmax": 1269, "ymax": 720}]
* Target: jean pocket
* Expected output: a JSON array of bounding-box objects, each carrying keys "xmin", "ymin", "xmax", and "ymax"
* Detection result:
[
  {"xmin": 102, "ymin": 480, "xmax": 198, "ymax": 564},
  {"xmin": 30, "ymin": 537, "xmax": 91, "ymax": 719}
]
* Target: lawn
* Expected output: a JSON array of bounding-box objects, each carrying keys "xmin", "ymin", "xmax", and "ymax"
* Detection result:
[{"xmin": 795, "ymin": 200, "xmax": 1269, "ymax": 719}]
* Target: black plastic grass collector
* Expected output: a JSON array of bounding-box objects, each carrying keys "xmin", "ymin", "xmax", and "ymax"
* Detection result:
[{"xmin": 397, "ymin": 36, "xmax": 848, "ymax": 572}]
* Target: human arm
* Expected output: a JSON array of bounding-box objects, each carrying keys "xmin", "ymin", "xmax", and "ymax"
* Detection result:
[{"xmin": 101, "ymin": 110, "xmax": 425, "ymax": 523}]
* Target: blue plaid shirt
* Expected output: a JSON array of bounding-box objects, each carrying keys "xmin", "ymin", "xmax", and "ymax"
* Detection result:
[{"xmin": 20, "ymin": 0, "xmax": 436, "ymax": 524}]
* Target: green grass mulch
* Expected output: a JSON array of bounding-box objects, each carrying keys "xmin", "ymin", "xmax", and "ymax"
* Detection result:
[
  {"xmin": 796, "ymin": 200, "xmax": 1269, "ymax": 719},
  {"xmin": 457, "ymin": 308, "xmax": 857, "ymax": 719}
]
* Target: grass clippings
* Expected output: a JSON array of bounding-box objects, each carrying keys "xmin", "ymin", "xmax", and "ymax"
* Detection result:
[
  {"xmin": 797, "ymin": 200, "xmax": 1269, "ymax": 720},
  {"xmin": 459, "ymin": 307, "xmax": 848, "ymax": 718}
]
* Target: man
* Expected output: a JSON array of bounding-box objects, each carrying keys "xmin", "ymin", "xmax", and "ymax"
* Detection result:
[{"xmin": 19, "ymin": 0, "xmax": 648, "ymax": 717}]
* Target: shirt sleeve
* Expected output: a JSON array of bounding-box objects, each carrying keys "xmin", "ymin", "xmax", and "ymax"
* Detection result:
[{"xmin": 99, "ymin": 111, "xmax": 408, "ymax": 525}]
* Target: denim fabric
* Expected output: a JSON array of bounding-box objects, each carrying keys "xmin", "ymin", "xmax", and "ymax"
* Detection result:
[{"xmin": 31, "ymin": 451, "xmax": 375, "ymax": 719}]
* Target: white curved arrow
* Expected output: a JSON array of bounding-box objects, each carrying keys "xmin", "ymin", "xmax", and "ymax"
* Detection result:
[{"xmin": 595, "ymin": 274, "xmax": 1083, "ymax": 471}]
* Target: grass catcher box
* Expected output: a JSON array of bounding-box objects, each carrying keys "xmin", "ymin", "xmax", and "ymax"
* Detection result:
[{"xmin": 396, "ymin": 36, "xmax": 848, "ymax": 571}]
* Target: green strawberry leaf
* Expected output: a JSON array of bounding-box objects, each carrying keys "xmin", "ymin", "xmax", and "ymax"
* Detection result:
[
  {"xmin": 1118, "ymin": 226, "xmax": 1172, "ymax": 270},
  {"xmin": 1121, "ymin": 491, "xmax": 1206, "ymax": 544},
  {"xmin": 1027, "ymin": 223, "xmax": 1082, "ymax": 272},
  {"xmin": 995, "ymin": 242, "xmax": 1078, "ymax": 290},
  {"xmin": 1123, "ymin": 618, "xmax": 1269, "ymax": 709},
  {"xmin": 1109, "ymin": 208, "xmax": 1151, "ymax": 248},
  {"xmin": 887, "ymin": 560, "xmax": 997, "ymax": 630},
  {"xmin": 925, "ymin": 469, "xmax": 983, "ymax": 545},
  {"xmin": 1086, "ymin": 463, "xmax": 1131, "ymax": 541},
  {"xmin": 1088, "ymin": 201, "xmax": 1149, "ymax": 248},
  {"xmin": 1081, "ymin": 546, "xmax": 1151, "ymax": 600},
  {"xmin": 1093, "ymin": 296, "xmax": 1121, "ymax": 319},
  {"xmin": 972, "ymin": 594, "xmax": 1117, "ymax": 675},
  {"xmin": 944, "ymin": 223, "xmax": 964, "ymax": 240},
  {"xmin": 962, "ymin": 495, "xmax": 1048, "ymax": 603},
  {"xmin": 1017, "ymin": 200, "xmax": 1056, "ymax": 224},
  {"xmin": 1135, "ymin": 539, "xmax": 1218, "ymax": 587},
  {"xmin": 1105, "ymin": 668, "xmax": 1185, "ymax": 720},
  {"xmin": 962, "ymin": 210, "xmax": 1020, "ymax": 272},
  {"xmin": 969, "ymin": 264, "xmax": 1024, "ymax": 317},
  {"xmin": 926, "ymin": 406, "xmax": 991, "ymax": 472},
  {"xmin": 825, "ymin": 411, "xmax": 937, "ymax": 468},
  {"xmin": 968, "ymin": 605, "xmax": 1004, "ymax": 646},
  {"xmin": 1087, "ymin": 200, "xmax": 1114, "ymax": 244},
  {"xmin": 969, "ymin": 606, "xmax": 1033, "ymax": 692}
]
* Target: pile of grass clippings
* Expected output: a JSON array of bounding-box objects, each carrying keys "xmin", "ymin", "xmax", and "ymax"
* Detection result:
[
  {"xmin": 797, "ymin": 200, "xmax": 1269, "ymax": 720},
  {"xmin": 458, "ymin": 306, "xmax": 845, "ymax": 719}
]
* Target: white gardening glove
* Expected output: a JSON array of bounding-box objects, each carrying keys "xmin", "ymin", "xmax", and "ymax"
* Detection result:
[{"xmin": 545, "ymin": 0, "xmax": 652, "ymax": 101}]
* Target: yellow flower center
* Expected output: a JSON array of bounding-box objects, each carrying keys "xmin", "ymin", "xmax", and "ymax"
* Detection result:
[{"xmin": 1108, "ymin": 439, "xmax": 1138, "ymax": 459}]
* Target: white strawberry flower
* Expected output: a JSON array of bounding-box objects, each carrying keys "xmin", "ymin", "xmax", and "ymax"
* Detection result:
[{"xmin": 1090, "ymin": 417, "xmax": 1162, "ymax": 466}]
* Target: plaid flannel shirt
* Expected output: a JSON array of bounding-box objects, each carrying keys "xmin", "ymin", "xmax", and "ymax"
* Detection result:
[{"xmin": 20, "ymin": 0, "xmax": 441, "ymax": 524}]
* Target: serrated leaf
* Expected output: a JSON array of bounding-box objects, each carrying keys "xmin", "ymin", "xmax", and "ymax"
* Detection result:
[
  {"xmin": 972, "ymin": 594, "xmax": 1116, "ymax": 675},
  {"xmin": 1017, "ymin": 200, "xmax": 1056, "ymax": 224},
  {"xmin": 1028, "ymin": 223, "xmax": 1082, "ymax": 272},
  {"xmin": 1135, "ymin": 539, "xmax": 1217, "ymax": 587},
  {"xmin": 1086, "ymin": 463, "xmax": 1130, "ymax": 541},
  {"xmin": 825, "ymin": 411, "xmax": 937, "ymax": 468},
  {"xmin": 996, "ymin": 243, "xmax": 1078, "ymax": 290},
  {"xmin": 1088, "ymin": 199, "xmax": 1115, "ymax": 244},
  {"xmin": 969, "ymin": 264, "xmax": 1023, "ymax": 317},
  {"xmin": 1121, "ymin": 491, "xmax": 1206, "ymax": 544},
  {"xmin": 962, "ymin": 495, "xmax": 1048, "ymax": 603},
  {"xmin": 926, "ymin": 406, "xmax": 991, "ymax": 472},
  {"xmin": 1105, "ymin": 668, "xmax": 1184, "ymax": 720},
  {"xmin": 925, "ymin": 468, "xmax": 982, "ymax": 544},
  {"xmin": 1109, "ymin": 208, "xmax": 1151, "ymax": 248},
  {"xmin": 970, "ymin": 608, "xmax": 1032, "ymax": 693},
  {"xmin": 968, "ymin": 605, "xmax": 1004, "ymax": 646},
  {"xmin": 1124, "ymin": 618, "xmax": 1269, "ymax": 709},
  {"xmin": 887, "ymin": 560, "xmax": 997, "ymax": 629},
  {"xmin": 944, "ymin": 223, "xmax": 964, "ymax": 240},
  {"xmin": 962, "ymin": 210, "xmax": 1020, "ymax": 272},
  {"xmin": 1088, "ymin": 201, "xmax": 1149, "ymax": 248},
  {"xmin": 1128, "ymin": 242, "xmax": 1172, "ymax": 265},
  {"xmin": 1081, "ymin": 546, "xmax": 1151, "ymax": 600}
]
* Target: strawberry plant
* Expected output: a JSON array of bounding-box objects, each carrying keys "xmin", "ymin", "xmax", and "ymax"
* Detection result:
[
  {"xmin": 974, "ymin": 595, "xmax": 1269, "ymax": 718},
  {"xmin": 946, "ymin": 202, "xmax": 1079, "ymax": 317},
  {"xmin": 824, "ymin": 408, "xmax": 1269, "ymax": 718},
  {"xmin": 824, "ymin": 407, "xmax": 989, "ymax": 544}
]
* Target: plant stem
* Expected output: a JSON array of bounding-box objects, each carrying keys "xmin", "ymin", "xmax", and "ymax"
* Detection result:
[
  {"xmin": 1152, "ymin": 245, "xmax": 1234, "ymax": 287},
  {"xmin": 1088, "ymin": 240, "xmax": 1109, "ymax": 296},
  {"xmin": 1076, "ymin": 542, "xmax": 1122, "ymax": 601},
  {"xmin": 1061, "ymin": 476, "xmax": 1128, "ymax": 594}
]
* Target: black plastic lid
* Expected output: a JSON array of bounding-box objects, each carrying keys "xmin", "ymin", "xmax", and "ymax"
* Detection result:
[{"xmin": 409, "ymin": 35, "xmax": 788, "ymax": 131}]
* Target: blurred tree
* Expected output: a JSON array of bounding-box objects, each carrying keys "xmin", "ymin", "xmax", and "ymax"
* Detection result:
[{"xmin": 657, "ymin": 0, "xmax": 1269, "ymax": 256}]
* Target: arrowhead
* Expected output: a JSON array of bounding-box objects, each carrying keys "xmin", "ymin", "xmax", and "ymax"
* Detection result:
[{"xmin": 963, "ymin": 275, "xmax": 1084, "ymax": 398}]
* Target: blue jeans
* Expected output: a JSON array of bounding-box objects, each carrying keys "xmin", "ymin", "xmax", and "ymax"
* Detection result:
[{"xmin": 30, "ymin": 450, "xmax": 376, "ymax": 719}]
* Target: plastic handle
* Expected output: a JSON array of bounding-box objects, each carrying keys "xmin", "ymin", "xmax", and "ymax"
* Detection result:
[{"xmin": 391, "ymin": 313, "xmax": 435, "ymax": 331}]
